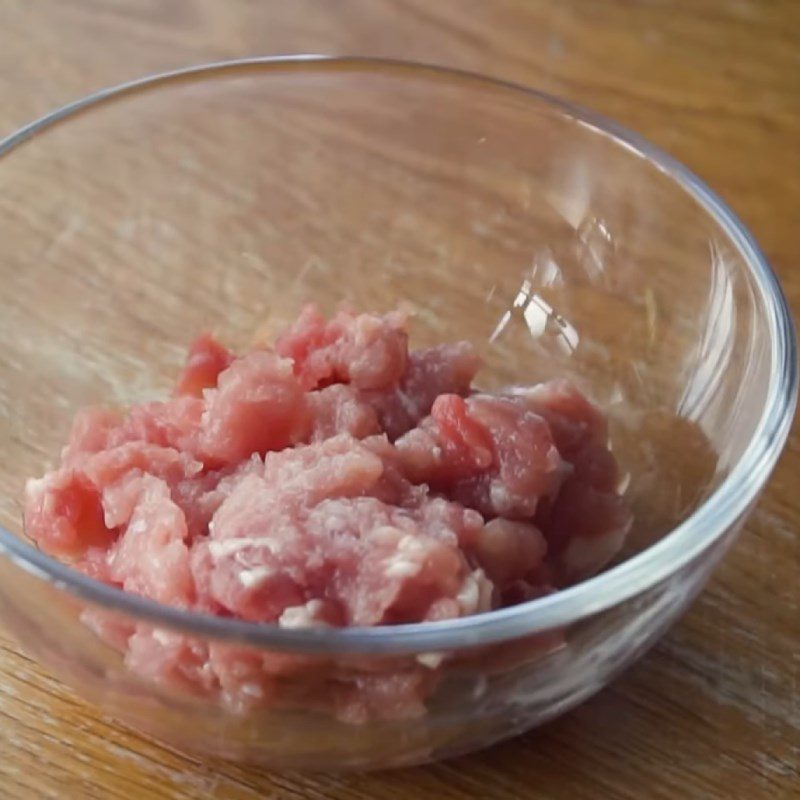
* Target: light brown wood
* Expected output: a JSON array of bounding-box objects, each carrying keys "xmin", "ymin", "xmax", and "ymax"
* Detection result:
[{"xmin": 0, "ymin": 1, "xmax": 798, "ymax": 797}]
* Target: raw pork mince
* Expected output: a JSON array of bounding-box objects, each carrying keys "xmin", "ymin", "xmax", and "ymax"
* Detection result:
[{"xmin": 24, "ymin": 305, "xmax": 631, "ymax": 721}]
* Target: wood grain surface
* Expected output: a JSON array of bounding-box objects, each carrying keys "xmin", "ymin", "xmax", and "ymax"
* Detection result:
[{"xmin": 0, "ymin": 1, "xmax": 798, "ymax": 798}]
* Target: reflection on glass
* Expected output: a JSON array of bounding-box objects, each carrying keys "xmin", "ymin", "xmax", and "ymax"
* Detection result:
[
  {"xmin": 490, "ymin": 260, "xmax": 579, "ymax": 357},
  {"xmin": 677, "ymin": 240, "xmax": 736, "ymax": 426}
]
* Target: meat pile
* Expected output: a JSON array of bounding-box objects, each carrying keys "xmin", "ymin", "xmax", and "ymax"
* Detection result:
[{"xmin": 24, "ymin": 306, "xmax": 631, "ymax": 722}]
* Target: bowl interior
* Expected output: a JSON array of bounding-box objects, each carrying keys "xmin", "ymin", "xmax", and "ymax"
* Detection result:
[{"xmin": 0, "ymin": 60, "xmax": 777, "ymax": 578}]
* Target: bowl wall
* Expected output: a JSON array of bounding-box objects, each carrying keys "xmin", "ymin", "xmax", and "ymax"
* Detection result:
[
  {"xmin": 0, "ymin": 522, "xmax": 740, "ymax": 767},
  {"xmin": 0, "ymin": 59, "xmax": 790, "ymax": 767}
]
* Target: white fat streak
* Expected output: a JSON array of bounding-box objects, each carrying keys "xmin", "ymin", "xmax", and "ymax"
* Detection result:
[
  {"xmin": 398, "ymin": 535, "xmax": 427, "ymax": 555},
  {"xmin": 208, "ymin": 537, "xmax": 278, "ymax": 560},
  {"xmin": 369, "ymin": 525, "xmax": 404, "ymax": 546},
  {"xmin": 25, "ymin": 476, "xmax": 47, "ymax": 497},
  {"xmin": 238, "ymin": 566, "xmax": 274, "ymax": 589},
  {"xmin": 186, "ymin": 459, "xmax": 204, "ymax": 477},
  {"xmin": 457, "ymin": 568, "xmax": 492, "ymax": 614},
  {"xmin": 477, "ymin": 570, "xmax": 494, "ymax": 613},
  {"xmin": 385, "ymin": 558, "xmax": 421, "ymax": 579},
  {"xmin": 275, "ymin": 356, "xmax": 295, "ymax": 375},
  {"xmin": 278, "ymin": 599, "xmax": 326, "ymax": 629},
  {"xmin": 416, "ymin": 651, "xmax": 445, "ymax": 669},
  {"xmin": 152, "ymin": 628, "xmax": 172, "ymax": 646},
  {"xmin": 489, "ymin": 482, "xmax": 512, "ymax": 511},
  {"xmin": 456, "ymin": 573, "xmax": 479, "ymax": 613}
]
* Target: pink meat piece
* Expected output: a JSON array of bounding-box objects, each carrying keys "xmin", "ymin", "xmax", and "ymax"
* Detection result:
[
  {"xmin": 106, "ymin": 475, "xmax": 194, "ymax": 606},
  {"xmin": 515, "ymin": 381, "xmax": 631, "ymax": 582},
  {"xmin": 311, "ymin": 497, "xmax": 484, "ymax": 626},
  {"xmin": 71, "ymin": 441, "xmax": 201, "ymax": 532},
  {"xmin": 396, "ymin": 394, "xmax": 566, "ymax": 519},
  {"xmin": 307, "ymin": 384, "xmax": 381, "ymax": 442},
  {"xmin": 469, "ymin": 518, "xmax": 548, "ymax": 592},
  {"xmin": 80, "ymin": 442, "xmax": 202, "ymax": 496},
  {"xmin": 61, "ymin": 406, "xmax": 125, "ymax": 462},
  {"xmin": 80, "ymin": 607, "xmax": 136, "ymax": 650},
  {"xmin": 540, "ymin": 478, "xmax": 632, "ymax": 583},
  {"xmin": 195, "ymin": 436, "xmax": 384, "ymax": 622},
  {"xmin": 198, "ymin": 351, "xmax": 311, "ymax": 468},
  {"xmin": 275, "ymin": 304, "xmax": 409, "ymax": 391},
  {"xmin": 24, "ymin": 469, "xmax": 112, "ymax": 558},
  {"xmin": 209, "ymin": 640, "xmax": 335, "ymax": 712},
  {"xmin": 534, "ymin": 442, "xmax": 631, "ymax": 583},
  {"xmin": 197, "ymin": 435, "xmax": 487, "ymax": 626},
  {"xmin": 172, "ymin": 454, "xmax": 264, "ymax": 540},
  {"xmin": 364, "ymin": 342, "xmax": 481, "ymax": 440},
  {"xmin": 187, "ymin": 539, "xmax": 226, "ymax": 615},
  {"xmin": 62, "ymin": 399, "xmax": 205, "ymax": 464},
  {"xmin": 75, "ymin": 442, "xmax": 199, "ymax": 537},
  {"xmin": 513, "ymin": 379, "xmax": 608, "ymax": 459},
  {"xmin": 125, "ymin": 627, "xmax": 218, "ymax": 696},
  {"xmin": 259, "ymin": 433, "xmax": 387, "ymax": 508},
  {"xmin": 100, "ymin": 472, "xmax": 147, "ymax": 531},
  {"xmin": 332, "ymin": 669, "xmax": 436, "ymax": 725},
  {"xmin": 276, "ymin": 306, "xmax": 479, "ymax": 439},
  {"xmin": 208, "ymin": 644, "xmax": 433, "ymax": 723},
  {"xmin": 76, "ymin": 545, "xmax": 119, "ymax": 585},
  {"xmin": 121, "ymin": 397, "xmax": 205, "ymax": 453},
  {"xmin": 24, "ymin": 306, "xmax": 632, "ymax": 725},
  {"xmin": 207, "ymin": 644, "xmax": 280, "ymax": 712},
  {"xmin": 24, "ymin": 441, "xmax": 201, "ymax": 557},
  {"xmin": 173, "ymin": 332, "xmax": 234, "ymax": 398},
  {"xmin": 170, "ymin": 470, "xmax": 226, "ymax": 542}
]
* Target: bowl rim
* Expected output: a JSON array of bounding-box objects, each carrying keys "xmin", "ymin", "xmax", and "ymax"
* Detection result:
[{"xmin": 0, "ymin": 55, "xmax": 796, "ymax": 655}]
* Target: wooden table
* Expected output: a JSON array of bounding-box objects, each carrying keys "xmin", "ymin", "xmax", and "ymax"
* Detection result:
[{"xmin": 0, "ymin": 1, "xmax": 797, "ymax": 797}]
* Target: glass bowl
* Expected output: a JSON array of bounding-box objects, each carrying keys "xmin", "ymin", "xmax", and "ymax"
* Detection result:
[{"xmin": 0, "ymin": 57, "xmax": 795, "ymax": 770}]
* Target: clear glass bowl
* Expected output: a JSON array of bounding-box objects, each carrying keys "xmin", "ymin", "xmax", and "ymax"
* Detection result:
[{"xmin": 0, "ymin": 57, "xmax": 795, "ymax": 770}]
